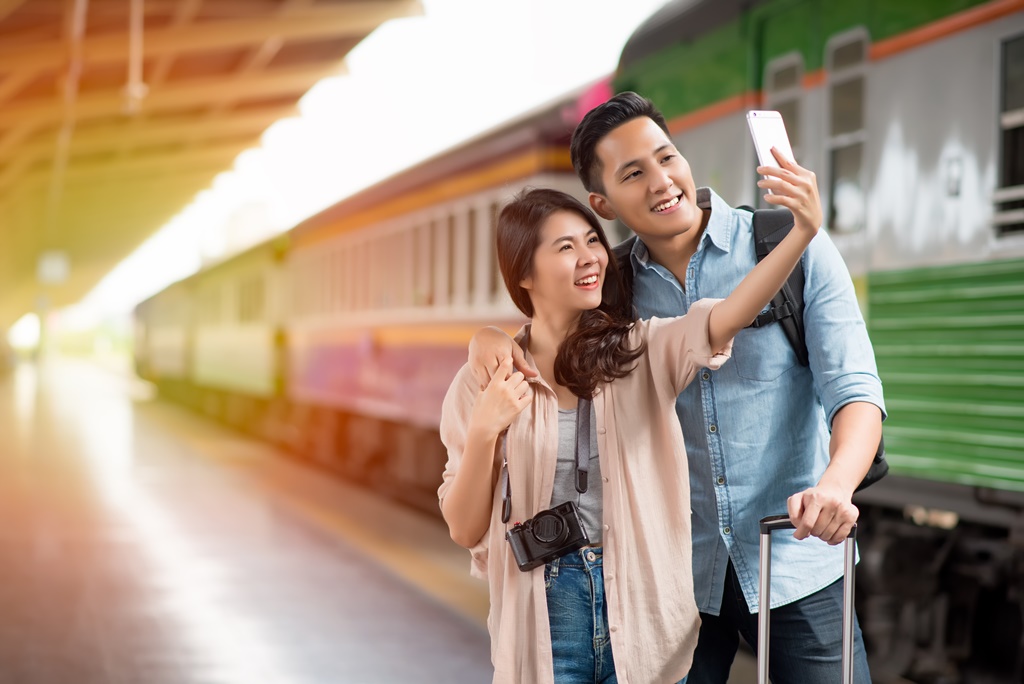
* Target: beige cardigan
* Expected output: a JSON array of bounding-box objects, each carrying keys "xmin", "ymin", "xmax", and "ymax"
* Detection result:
[{"xmin": 439, "ymin": 299, "xmax": 731, "ymax": 684}]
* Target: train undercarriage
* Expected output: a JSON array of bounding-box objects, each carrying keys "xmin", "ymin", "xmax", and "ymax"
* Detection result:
[{"xmin": 856, "ymin": 477, "xmax": 1024, "ymax": 683}]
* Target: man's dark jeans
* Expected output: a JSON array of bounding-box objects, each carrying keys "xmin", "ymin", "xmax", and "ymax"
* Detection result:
[{"xmin": 687, "ymin": 561, "xmax": 871, "ymax": 684}]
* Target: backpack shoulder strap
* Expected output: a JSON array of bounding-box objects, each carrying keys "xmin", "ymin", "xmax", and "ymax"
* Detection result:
[
  {"xmin": 607, "ymin": 235, "xmax": 638, "ymax": 319},
  {"xmin": 612, "ymin": 235, "xmax": 636, "ymax": 278},
  {"xmin": 748, "ymin": 208, "xmax": 809, "ymax": 366}
]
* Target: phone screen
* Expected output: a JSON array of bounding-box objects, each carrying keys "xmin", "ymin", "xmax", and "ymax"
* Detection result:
[{"xmin": 746, "ymin": 110, "xmax": 795, "ymax": 168}]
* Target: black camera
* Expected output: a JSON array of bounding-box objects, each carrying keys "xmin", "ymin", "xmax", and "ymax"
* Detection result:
[{"xmin": 505, "ymin": 501, "xmax": 590, "ymax": 571}]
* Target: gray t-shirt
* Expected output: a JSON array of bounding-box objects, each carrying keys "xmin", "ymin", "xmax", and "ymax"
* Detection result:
[{"xmin": 551, "ymin": 404, "xmax": 602, "ymax": 544}]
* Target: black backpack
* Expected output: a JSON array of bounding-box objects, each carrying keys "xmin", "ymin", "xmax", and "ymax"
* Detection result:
[{"xmin": 611, "ymin": 206, "xmax": 887, "ymax": 492}]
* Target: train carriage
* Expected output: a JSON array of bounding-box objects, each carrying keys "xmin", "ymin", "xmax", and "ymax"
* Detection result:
[
  {"xmin": 134, "ymin": 238, "xmax": 288, "ymax": 435},
  {"xmin": 282, "ymin": 89, "xmax": 612, "ymax": 508},
  {"xmin": 135, "ymin": 86, "xmax": 612, "ymax": 511},
  {"xmin": 616, "ymin": 1, "xmax": 1024, "ymax": 680}
]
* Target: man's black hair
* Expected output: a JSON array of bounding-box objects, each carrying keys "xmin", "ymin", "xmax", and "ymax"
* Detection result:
[{"xmin": 569, "ymin": 91, "xmax": 672, "ymax": 194}]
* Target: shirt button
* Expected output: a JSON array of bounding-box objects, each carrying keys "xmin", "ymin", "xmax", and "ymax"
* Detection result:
[
  {"xmin": 702, "ymin": 371, "xmax": 710, "ymax": 381},
  {"xmin": 598, "ymin": 427, "xmax": 606, "ymax": 435},
  {"xmin": 603, "ymin": 525, "xmax": 610, "ymax": 531},
  {"xmin": 709, "ymin": 424, "xmax": 718, "ymax": 434},
  {"xmin": 717, "ymin": 476, "xmax": 725, "ymax": 485},
  {"xmin": 724, "ymin": 526, "xmax": 732, "ymax": 535},
  {"xmin": 603, "ymin": 477, "xmax": 609, "ymax": 483},
  {"xmin": 610, "ymin": 625, "xmax": 618, "ymax": 633}
]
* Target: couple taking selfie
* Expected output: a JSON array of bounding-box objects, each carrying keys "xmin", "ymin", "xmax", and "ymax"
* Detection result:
[{"xmin": 437, "ymin": 92, "xmax": 885, "ymax": 684}]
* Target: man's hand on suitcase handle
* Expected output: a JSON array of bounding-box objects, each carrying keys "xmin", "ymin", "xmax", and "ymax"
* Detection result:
[{"xmin": 786, "ymin": 483, "xmax": 859, "ymax": 545}]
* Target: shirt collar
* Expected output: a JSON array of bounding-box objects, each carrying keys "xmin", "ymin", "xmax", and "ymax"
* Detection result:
[
  {"xmin": 630, "ymin": 187, "xmax": 736, "ymax": 271},
  {"xmin": 703, "ymin": 187, "xmax": 737, "ymax": 254}
]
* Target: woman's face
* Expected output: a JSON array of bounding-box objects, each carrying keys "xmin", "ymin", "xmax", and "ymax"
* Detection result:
[{"xmin": 520, "ymin": 210, "xmax": 608, "ymax": 319}]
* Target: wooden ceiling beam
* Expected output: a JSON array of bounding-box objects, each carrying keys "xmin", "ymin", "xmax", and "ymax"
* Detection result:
[
  {"xmin": 15, "ymin": 143, "xmax": 248, "ymax": 190},
  {"xmin": 59, "ymin": 172, "xmax": 223, "ymax": 197},
  {"xmin": 0, "ymin": 0, "xmax": 26, "ymax": 23},
  {"xmin": 148, "ymin": 0, "xmax": 207, "ymax": 86},
  {"xmin": 0, "ymin": 63, "xmax": 341, "ymax": 128},
  {"xmin": 7, "ymin": 105, "xmax": 294, "ymax": 172},
  {"xmin": 0, "ymin": 1, "xmax": 422, "ymax": 72},
  {"xmin": 0, "ymin": 122, "xmax": 37, "ymax": 159},
  {"xmin": 0, "ymin": 71, "xmax": 35, "ymax": 107}
]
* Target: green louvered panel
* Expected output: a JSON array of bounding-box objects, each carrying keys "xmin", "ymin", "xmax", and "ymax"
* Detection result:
[{"xmin": 868, "ymin": 258, "xmax": 1024, "ymax": 492}]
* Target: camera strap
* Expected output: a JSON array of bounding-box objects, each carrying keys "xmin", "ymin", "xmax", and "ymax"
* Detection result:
[{"xmin": 500, "ymin": 397, "xmax": 593, "ymax": 524}]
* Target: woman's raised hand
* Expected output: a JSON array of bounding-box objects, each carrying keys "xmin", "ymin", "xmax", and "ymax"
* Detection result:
[{"xmin": 469, "ymin": 356, "xmax": 533, "ymax": 438}]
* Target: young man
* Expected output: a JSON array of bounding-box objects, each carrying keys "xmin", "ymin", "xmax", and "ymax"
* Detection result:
[{"xmin": 469, "ymin": 92, "xmax": 884, "ymax": 683}]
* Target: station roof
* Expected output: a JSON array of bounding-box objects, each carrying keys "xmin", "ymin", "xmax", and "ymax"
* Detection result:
[{"xmin": 0, "ymin": 0, "xmax": 422, "ymax": 328}]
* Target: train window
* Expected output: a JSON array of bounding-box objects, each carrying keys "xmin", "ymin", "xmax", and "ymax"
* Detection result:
[
  {"xmin": 467, "ymin": 208, "xmax": 477, "ymax": 300},
  {"xmin": 414, "ymin": 223, "xmax": 433, "ymax": 307},
  {"xmin": 239, "ymin": 276, "xmax": 265, "ymax": 323},
  {"xmin": 396, "ymin": 228, "xmax": 412, "ymax": 308},
  {"xmin": 239, "ymin": 278, "xmax": 250, "ymax": 322},
  {"xmin": 829, "ymin": 79, "xmax": 864, "ymax": 137},
  {"xmin": 831, "ymin": 39, "xmax": 865, "ymax": 71},
  {"xmin": 352, "ymin": 242, "xmax": 364, "ymax": 310},
  {"xmin": 334, "ymin": 247, "xmax": 344, "ymax": 312},
  {"xmin": 364, "ymin": 240, "xmax": 374, "ymax": 310},
  {"xmin": 291, "ymin": 263, "xmax": 301, "ymax": 316},
  {"xmin": 432, "ymin": 219, "xmax": 449, "ymax": 307},
  {"xmin": 471, "ymin": 203, "xmax": 490, "ymax": 307},
  {"xmin": 339, "ymin": 244, "xmax": 349, "ymax": 312},
  {"xmin": 996, "ymin": 34, "xmax": 1024, "ymax": 235},
  {"xmin": 397, "ymin": 229, "xmax": 411, "ymax": 308},
  {"xmin": 825, "ymin": 30, "xmax": 868, "ymax": 233},
  {"xmin": 319, "ymin": 253, "xmax": 328, "ymax": 314},
  {"xmin": 370, "ymin": 239, "xmax": 380, "ymax": 309},
  {"xmin": 764, "ymin": 53, "xmax": 803, "ymax": 162},
  {"xmin": 374, "ymin": 236, "xmax": 386, "ymax": 308},
  {"xmin": 300, "ymin": 262, "xmax": 308, "ymax": 315},
  {"xmin": 448, "ymin": 214, "xmax": 459, "ymax": 305},
  {"xmin": 199, "ymin": 285, "xmax": 221, "ymax": 325},
  {"xmin": 490, "ymin": 201, "xmax": 501, "ymax": 302},
  {"xmin": 769, "ymin": 63, "xmax": 799, "ymax": 92},
  {"xmin": 344, "ymin": 244, "xmax": 355, "ymax": 311}
]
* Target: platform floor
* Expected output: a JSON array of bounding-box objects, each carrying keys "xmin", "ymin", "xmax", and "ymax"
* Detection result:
[
  {"xmin": 0, "ymin": 357, "xmax": 760, "ymax": 683},
  {"xmin": 0, "ymin": 358, "xmax": 492, "ymax": 684}
]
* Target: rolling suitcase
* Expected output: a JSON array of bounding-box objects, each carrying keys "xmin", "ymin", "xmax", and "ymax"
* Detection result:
[{"xmin": 757, "ymin": 514, "xmax": 858, "ymax": 684}]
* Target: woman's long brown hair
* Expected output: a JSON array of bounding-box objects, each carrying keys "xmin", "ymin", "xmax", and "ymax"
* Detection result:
[{"xmin": 496, "ymin": 188, "xmax": 646, "ymax": 399}]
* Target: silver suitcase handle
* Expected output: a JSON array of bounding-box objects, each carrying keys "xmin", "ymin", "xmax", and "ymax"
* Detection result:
[{"xmin": 757, "ymin": 515, "xmax": 857, "ymax": 684}]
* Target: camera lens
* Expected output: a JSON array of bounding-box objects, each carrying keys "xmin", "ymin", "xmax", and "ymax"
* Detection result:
[{"xmin": 531, "ymin": 511, "xmax": 566, "ymax": 544}]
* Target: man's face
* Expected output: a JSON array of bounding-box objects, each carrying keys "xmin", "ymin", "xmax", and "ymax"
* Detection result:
[{"xmin": 588, "ymin": 117, "xmax": 701, "ymax": 243}]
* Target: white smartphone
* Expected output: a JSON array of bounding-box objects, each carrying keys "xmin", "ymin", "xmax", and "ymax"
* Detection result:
[{"xmin": 746, "ymin": 110, "xmax": 795, "ymax": 181}]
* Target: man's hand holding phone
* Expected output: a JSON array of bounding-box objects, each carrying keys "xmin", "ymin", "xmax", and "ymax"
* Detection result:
[{"xmin": 747, "ymin": 110, "xmax": 822, "ymax": 236}]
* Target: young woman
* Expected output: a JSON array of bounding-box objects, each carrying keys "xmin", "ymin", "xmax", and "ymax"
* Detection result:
[{"xmin": 439, "ymin": 167, "xmax": 821, "ymax": 683}]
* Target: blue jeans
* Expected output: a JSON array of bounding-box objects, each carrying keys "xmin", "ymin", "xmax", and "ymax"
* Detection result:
[
  {"xmin": 545, "ymin": 548, "xmax": 687, "ymax": 684},
  {"xmin": 545, "ymin": 548, "xmax": 618, "ymax": 684},
  {"xmin": 687, "ymin": 561, "xmax": 871, "ymax": 684}
]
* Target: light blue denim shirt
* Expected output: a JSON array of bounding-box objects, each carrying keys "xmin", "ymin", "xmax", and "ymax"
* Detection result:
[{"xmin": 630, "ymin": 188, "xmax": 886, "ymax": 614}]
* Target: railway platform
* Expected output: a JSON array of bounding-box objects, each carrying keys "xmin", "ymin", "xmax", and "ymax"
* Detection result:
[
  {"xmin": 0, "ymin": 356, "xmax": 491, "ymax": 684},
  {"xmin": 0, "ymin": 355, "xmax": 760, "ymax": 683}
]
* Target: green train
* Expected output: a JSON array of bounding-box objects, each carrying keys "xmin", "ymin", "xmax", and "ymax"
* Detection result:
[{"xmin": 617, "ymin": 1, "xmax": 1024, "ymax": 681}]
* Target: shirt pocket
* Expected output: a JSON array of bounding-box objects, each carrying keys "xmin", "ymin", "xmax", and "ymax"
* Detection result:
[{"xmin": 732, "ymin": 325, "xmax": 798, "ymax": 382}]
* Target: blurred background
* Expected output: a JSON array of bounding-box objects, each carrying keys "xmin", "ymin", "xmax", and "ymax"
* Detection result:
[{"xmin": 1, "ymin": 0, "xmax": 1023, "ymax": 682}]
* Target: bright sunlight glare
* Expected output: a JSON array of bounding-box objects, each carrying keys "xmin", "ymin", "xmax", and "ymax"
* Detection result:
[
  {"xmin": 8, "ymin": 313, "xmax": 40, "ymax": 351},
  {"xmin": 73, "ymin": 0, "xmax": 669, "ymax": 324}
]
